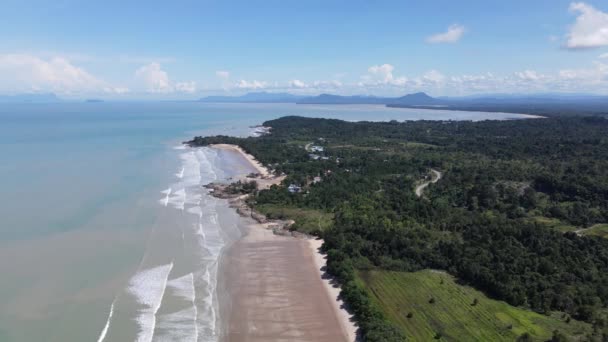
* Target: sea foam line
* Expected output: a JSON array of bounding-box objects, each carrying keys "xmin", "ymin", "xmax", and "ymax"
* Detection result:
[
  {"xmin": 161, "ymin": 188, "xmax": 172, "ymax": 207},
  {"xmin": 128, "ymin": 262, "xmax": 174, "ymax": 342},
  {"xmin": 96, "ymin": 300, "xmax": 115, "ymax": 342},
  {"xmin": 191, "ymin": 273, "xmax": 199, "ymax": 342}
]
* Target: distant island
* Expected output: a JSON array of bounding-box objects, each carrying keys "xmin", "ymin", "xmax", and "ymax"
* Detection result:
[
  {"xmin": 296, "ymin": 92, "xmax": 440, "ymax": 105},
  {"xmin": 198, "ymin": 91, "xmax": 608, "ymax": 116}
]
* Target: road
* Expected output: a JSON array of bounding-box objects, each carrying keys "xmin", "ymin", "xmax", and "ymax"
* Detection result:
[{"xmin": 415, "ymin": 169, "xmax": 442, "ymax": 197}]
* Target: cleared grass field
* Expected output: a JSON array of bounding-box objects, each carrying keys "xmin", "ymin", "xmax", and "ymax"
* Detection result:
[
  {"xmin": 255, "ymin": 204, "xmax": 333, "ymax": 233},
  {"xmin": 531, "ymin": 216, "xmax": 577, "ymax": 233},
  {"xmin": 360, "ymin": 270, "xmax": 591, "ymax": 341},
  {"xmin": 580, "ymin": 223, "xmax": 608, "ymax": 239}
]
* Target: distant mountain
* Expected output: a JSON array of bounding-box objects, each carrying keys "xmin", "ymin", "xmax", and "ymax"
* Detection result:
[
  {"xmin": 391, "ymin": 92, "xmax": 443, "ymax": 105},
  {"xmin": 199, "ymin": 92, "xmax": 304, "ymax": 103},
  {"xmin": 298, "ymin": 92, "xmax": 444, "ymax": 106},
  {"xmin": 388, "ymin": 93, "xmax": 608, "ymax": 117},
  {"xmin": 297, "ymin": 93, "xmax": 392, "ymax": 104},
  {"xmin": 0, "ymin": 93, "xmax": 60, "ymax": 103}
]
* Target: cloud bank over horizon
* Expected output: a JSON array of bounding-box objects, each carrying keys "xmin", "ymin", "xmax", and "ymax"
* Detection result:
[{"xmin": 1, "ymin": 2, "xmax": 608, "ymax": 98}]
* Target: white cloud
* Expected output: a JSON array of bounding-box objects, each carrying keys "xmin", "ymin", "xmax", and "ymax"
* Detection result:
[
  {"xmin": 427, "ymin": 24, "xmax": 466, "ymax": 44},
  {"xmin": 566, "ymin": 2, "xmax": 608, "ymax": 49},
  {"xmin": 368, "ymin": 64, "xmax": 395, "ymax": 83},
  {"xmin": 362, "ymin": 64, "xmax": 407, "ymax": 87},
  {"xmin": 235, "ymin": 79, "xmax": 267, "ymax": 90},
  {"xmin": 216, "ymin": 70, "xmax": 230, "ymax": 80},
  {"xmin": 422, "ymin": 70, "xmax": 446, "ymax": 84},
  {"xmin": 313, "ymin": 80, "xmax": 343, "ymax": 89},
  {"xmin": 215, "ymin": 70, "xmax": 231, "ymax": 90},
  {"xmin": 134, "ymin": 62, "xmax": 196, "ymax": 93},
  {"xmin": 135, "ymin": 63, "xmax": 172, "ymax": 93},
  {"xmin": 288, "ymin": 79, "xmax": 308, "ymax": 88},
  {"xmin": 557, "ymin": 61, "xmax": 608, "ymax": 83},
  {"xmin": 515, "ymin": 70, "xmax": 543, "ymax": 81},
  {"xmin": 285, "ymin": 79, "xmax": 343, "ymax": 91},
  {"xmin": 0, "ymin": 53, "xmax": 103, "ymax": 94},
  {"xmin": 175, "ymin": 81, "xmax": 197, "ymax": 93},
  {"xmin": 599, "ymin": 52, "xmax": 608, "ymax": 58}
]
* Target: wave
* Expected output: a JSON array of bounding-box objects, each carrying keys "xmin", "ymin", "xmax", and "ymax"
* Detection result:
[
  {"xmin": 180, "ymin": 151, "xmax": 202, "ymax": 187},
  {"xmin": 154, "ymin": 306, "xmax": 198, "ymax": 342},
  {"xmin": 168, "ymin": 189, "xmax": 186, "ymax": 210},
  {"xmin": 195, "ymin": 148, "xmax": 218, "ymax": 183},
  {"xmin": 143, "ymin": 146, "xmax": 228, "ymax": 342},
  {"xmin": 96, "ymin": 300, "xmax": 115, "ymax": 342},
  {"xmin": 127, "ymin": 262, "xmax": 174, "ymax": 342},
  {"xmin": 167, "ymin": 273, "xmax": 195, "ymax": 302},
  {"xmin": 160, "ymin": 188, "xmax": 172, "ymax": 207},
  {"xmin": 161, "ymin": 272, "xmax": 198, "ymax": 341},
  {"xmin": 196, "ymin": 262, "xmax": 219, "ymax": 339}
]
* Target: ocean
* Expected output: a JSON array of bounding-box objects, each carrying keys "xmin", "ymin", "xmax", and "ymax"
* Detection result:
[{"xmin": 0, "ymin": 102, "xmax": 534, "ymax": 341}]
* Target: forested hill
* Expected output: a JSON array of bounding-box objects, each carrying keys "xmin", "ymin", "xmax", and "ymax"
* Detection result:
[{"xmin": 188, "ymin": 115, "xmax": 608, "ymax": 341}]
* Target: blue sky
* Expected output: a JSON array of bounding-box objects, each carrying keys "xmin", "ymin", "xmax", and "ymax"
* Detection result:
[{"xmin": 1, "ymin": 0, "xmax": 608, "ymax": 98}]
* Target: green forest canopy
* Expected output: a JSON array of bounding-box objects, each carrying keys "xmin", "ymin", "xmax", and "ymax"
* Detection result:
[{"xmin": 188, "ymin": 115, "xmax": 608, "ymax": 341}]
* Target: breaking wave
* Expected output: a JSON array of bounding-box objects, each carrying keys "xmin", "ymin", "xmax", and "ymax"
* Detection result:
[{"xmin": 128, "ymin": 262, "xmax": 175, "ymax": 342}]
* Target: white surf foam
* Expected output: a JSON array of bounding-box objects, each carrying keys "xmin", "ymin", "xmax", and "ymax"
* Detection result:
[
  {"xmin": 196, "ymin": 262, "xmax": 219, "ymax": 339},
  {"xmin": 161, "ymin": 272, "xmax": 199, "ymax": 342},
  {"xmin": 127, "ymin": 262, "xmax": 174, "ymax": 342},
  {"xmin": 149, "ymin": 146, "xmax": 229, "ymax": 341},
  {"xmin": 180, "ymin": 151, "xmax": 202, "ymax": 187},
  {"xmin": 160, "ymin": 188, "xmax": 172, "ymax": 207},
  {"xmin": 96, "ymin": 300, "xmax": 115, "ymax": 342},
  {"xmin": 154, "ymin": 306, "xmax": 198, "ymax": 342},
  {"xmin": 167, "ymin": 273, "xmax": 195, "ymax": 301},
  {"xmin": 186, "ymin": 206, "xmax": 202, "ymax": 216},
  {"xmin": 168, "ymin": 188, "xmax": 186, "ymax": 210}
]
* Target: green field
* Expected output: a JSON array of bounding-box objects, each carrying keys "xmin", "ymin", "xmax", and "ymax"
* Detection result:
[
  {"xmin": 360, "ymin": 270, "xmax": 591, "ymax": 341},
  {"xmin": 255, "ymin": 204, "xmax": 333, "ymax": 234},
  {"xmin": 580, "ymin": 224, "xmax": 608, "ymax": 239},
  {"xmin": 531, "ymin": 216, "xmax": 577, "ymax": 233}
]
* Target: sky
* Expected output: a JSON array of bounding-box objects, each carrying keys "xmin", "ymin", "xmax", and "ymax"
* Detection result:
[{"xmin": 1, "ymin": 0, "xmax": 608, "ymax": 99}]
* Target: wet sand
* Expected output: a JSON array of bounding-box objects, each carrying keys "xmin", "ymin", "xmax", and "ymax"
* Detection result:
[{"xmin": 221, "ymin": 221, "xmax": 350, "ymax": 342}]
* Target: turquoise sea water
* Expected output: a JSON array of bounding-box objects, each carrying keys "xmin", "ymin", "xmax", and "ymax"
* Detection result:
[{"xmin": 0, "ymin": 102, "xmax": 534, "ymax": 341}]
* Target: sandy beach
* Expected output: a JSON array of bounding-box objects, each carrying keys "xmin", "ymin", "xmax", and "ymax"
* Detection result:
[
  {"xmin": 212, "ymin": 144, "xmax": 357, "ymax": 342},
  {"xmin": 211, "ymin": 144, "xmax": 269, "ymax": 177},
  {"xmin": 308, "ymin": 239, "xmax": 358, "ymax": 342},
  {"xmin": 222, "ymin": 221, "xmax": 353, "ymax": 342}
]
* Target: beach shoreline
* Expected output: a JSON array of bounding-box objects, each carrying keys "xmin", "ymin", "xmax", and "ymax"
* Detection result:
[
  {"xmin": 308, "ymin": 238, "xmax": 358, "ymax": 341},
  {"xmin": 210, "ymin": 144, "xmax": 269, "ymax": 177},
  {"xmin": 210, "ymin": 143, "xmax": 357, "ymax": 342}
]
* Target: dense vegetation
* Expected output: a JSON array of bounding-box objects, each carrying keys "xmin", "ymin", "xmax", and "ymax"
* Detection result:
[{"xmin": 189, "ymin": 115, "xmax": 608, "ymax": 341}]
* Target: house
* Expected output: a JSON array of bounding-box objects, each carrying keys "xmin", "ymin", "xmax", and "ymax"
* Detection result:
[
  {"xmin": 288, "ymin": 184, "xmax": 301, "ymax": 193},
  {"xmin": 310, "ymin": 145, "xmax": 324, "ymax": 152},
  {"xmin": 309, "ymin": 154, "xmax": 320, "ymax": 160}
]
